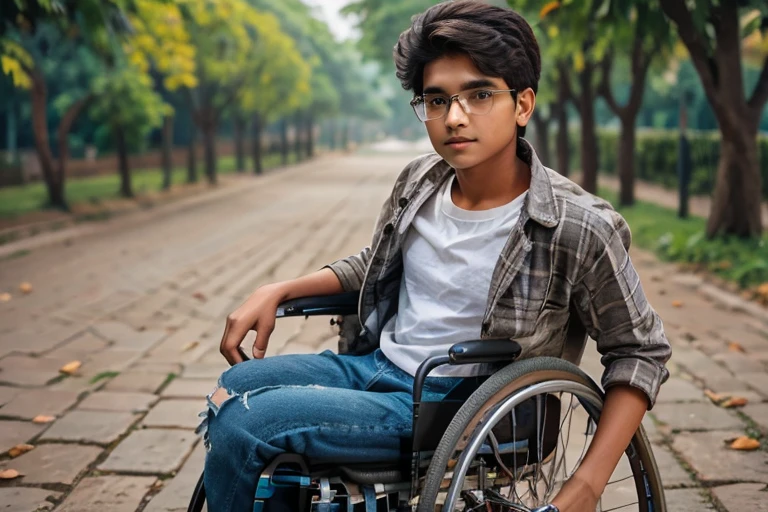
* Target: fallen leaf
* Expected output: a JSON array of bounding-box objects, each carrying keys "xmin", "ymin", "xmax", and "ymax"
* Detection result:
[
  {"xmin": 0, "ymin": 293, "xmax": 10, "ymax": 302},
  {"xmin": 32, "ymin": 415, "xmax": 56, "ymax": 424},
  {"xmin": 721, "ymin": 396, "xmax": 748, "ymax": 408},
  {"xmin": 728, "ymin": 341, "xmax": 746, "ymax": 353},
  {"xmin": 727, "ymin": 436, "xmax": 760, "ymax": 451},
  {"xmin": 671, "ymin": 300, "xmax": 684, "ymax": 308},
  {"xmin": 192, "ymin": 292, "xmax": 207, "ymax": 302},
  {"xmin": 704, "ymin": 389, "xmax": 728, "ymax": 404},
  {"xmin": 8, "ymin": 444, "xmax": 34, "ymax": 458},
  {"xmin": 181, "ymin": 341, "xmax": 199, "ymax": 352},
  {"xmin": 59, "ymin": 360, "xmax": 82, "ymax": 375},
  {"xmin": 0, "ymin": 469, "xmax": 22, "ymax": 479},
  {"xmin": 18, "ymin": 282, "xmax": 33, "ymax": 294}
]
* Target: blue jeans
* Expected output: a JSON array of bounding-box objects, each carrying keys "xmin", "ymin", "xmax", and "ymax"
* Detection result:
[{"xmin": 200, "ymin": 349, "xmax": 462, "ymax": 512}]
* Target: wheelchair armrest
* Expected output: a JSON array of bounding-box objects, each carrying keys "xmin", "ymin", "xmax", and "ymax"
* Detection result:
[
  {"xmin": 275, "ymin": 291, "xmax": 360, "ymax": 318},
  {"xmin": 448, "ymin": 339, "xmax": 522, "ymax": 365}
]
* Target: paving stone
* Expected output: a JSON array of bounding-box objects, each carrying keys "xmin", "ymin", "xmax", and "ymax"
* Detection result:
[
  {"xmin": 652, "ymin": 402, "xmax": 744, "ymax": 431},
  {"xmin": 0, "ymin": 443, "xmax": 102, "ymax": 485},
  {"xmin": 672, "ymin": 347, "xmax": 735, "ymax": 384},
  {"xmin": 181, "ymin": 363, "xmax": 228, "ymax": 380},
  {"xmin": 673, "ymin": 430, "xmax": 768, "ymax": 484},
  {"xmin": 742, "ymin": 403, "xmax": 768, "ymax": 433},
  {"xmin": 712, "ymin": 352, "xmax": 767, "ymax": 374},
  {"xmin": 711, "ymin": 483, "xmax": 768, "ymax": 511},
  {"xmin": 45, "ymin": 332, "xmax": 109, "ymax": 359},
  {"xmin": 129, "ymin": 361, "xmax": 184, "ymax": 375},
  {"xmin": 56, "ymin": 475, "xmax": 156, "ymax": 512},
  {"xmin": 0, "ymin": 385, "xmax": 21, "ymax": 406},
  {"xmin": 91, "ymin": 321, "xmax": 168, "ymax": 352},
  {"xmin": 0, "ymin": 354, "xmax": 68, "ymax": 386},
  {"xmin": 142, "ymin": 399, "xmax": 205, "ymax": 429},
  {"xmin": 0, "ymin": 389, "xmax": 79, "ymax": 420},
  {"xmin": 99, "ymin": 429, "xmax": 197, "ymax": 474},
  {"xmin": 40, "ymin": 410, "xmax": 139, "ymax": 445},
  {"xmin": 642, "ymin": 416, "xmax": 666, "ymax": 443},
  {"xmin": 656, "ymin": 376, "xmax": 705, "ymax": 403},
  {"xmin": 104, "ymin": 371, "xmax": 170, "ymax": 394},
  {"xmin": 161, "ymin": 379, "xmax": 217, "ymax": 399},
  {"xmin": 143, "ymin": 444, "xmax": 206, "ymax": 512},
  {"xmin": 737, "ymin": 372, "xmax": 768, "ymax": 399},
  {"xmin": 653, "ymin": 445, "xmax": 694, "ymax": 488},
  {"xmin": 0, "ymin": 420, "xmax": 46, "ymax": 454},
  {"xmin": 664, "ymin": 488, "xmax": 716, "ymax": 511},
  {"xmin": 77, "ymin": 391, "xmax": 158, "ymax": 412},
  {"xmin": 0, "ymin": 487, "xmax": 61, "ymax": 512}
]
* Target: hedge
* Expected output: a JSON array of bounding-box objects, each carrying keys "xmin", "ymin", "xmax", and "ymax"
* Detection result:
[{"xmin": 571, "ymin": 128, "xmax": 768, "ymax": 201}]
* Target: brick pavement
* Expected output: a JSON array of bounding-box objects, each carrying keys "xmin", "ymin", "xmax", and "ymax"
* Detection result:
[{"xmin": 0, "ymin": 151, "xmax": 766, "ymax": 511}]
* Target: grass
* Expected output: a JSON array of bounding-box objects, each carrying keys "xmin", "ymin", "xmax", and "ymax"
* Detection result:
[
  {"xmin": 599, "ymin": 187, "xmax": 768, "ymax": 289},
  {"xmin": 0, "ymin": 152, "xmax": 297, "ymax": 219}
]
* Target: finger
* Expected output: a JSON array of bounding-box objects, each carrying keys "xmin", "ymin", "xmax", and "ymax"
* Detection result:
[
  {"xmin": 252, "ymin": 321, "xmax": 275, "ymax": 359},
  {"xmin": 220, "ymin": 320, "xmax": 245, "ymax": 366}
]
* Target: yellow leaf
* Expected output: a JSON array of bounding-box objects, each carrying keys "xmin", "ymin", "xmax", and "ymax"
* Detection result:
[
  {"xmin": 547, "ymin": 25, "xmax": 559, "ymax": 39},
  {"xmin": 727, "ymin": 436, "xmax": 760, "ymax": 451},
  {"xmin": 59, "ymin": 360, "xmax": 82, "ymax": 375},
  {"xmin": 8, "ymin": 444, "xmax": 34, "ymax": 458},
  {"xmin": 671, "ymin": 300, "xmax": 683, "ymax": 308},
  {"xmin": 540, "ymin": 1, "xmax": 561, "ymax": 18},
  {"xmin": 32, "ymin": 415, "xmax": 55, "ymax": 424},
  {"xmin": 18, "ymin": 282, "xmax": 32, "ymax": 294},
  {"xmin": 182, "ymin": 341, "xmax": 199, "ymax": 352},
  {"xmin": 574, "ymin": 52, "xmax": 585, "ymax": 73},
  {"xmin": 0, "ymin": 469, "xmax": 22, "ymax": 479},
  {"xmin": 728, "ymin": 341, "xmax": 746, "ymax": 353},
  {"xmin": 704, "ymin": 389, "xmax": 728, "ymax": 404}
]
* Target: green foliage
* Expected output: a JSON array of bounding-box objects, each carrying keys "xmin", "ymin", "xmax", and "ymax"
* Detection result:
[
  {"xmin": 600, "ymin": 188, "xmax": 768, "ymax": 288},
  {"xmin": 588, "ymin": 128, "xmax": 768, "ymax": 201}
]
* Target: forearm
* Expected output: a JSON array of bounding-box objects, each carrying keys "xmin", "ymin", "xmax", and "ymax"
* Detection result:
[
  {"xmin": 552, "ymin": 385, "xmax": 648, "ymax": 509},
  {"xmin": 270, "ymin": 267, "xmax": 345, "ymax": 301}
]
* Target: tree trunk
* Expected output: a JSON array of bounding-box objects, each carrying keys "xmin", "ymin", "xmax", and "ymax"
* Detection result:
[
  {"xmin": 341, "ymin": 119, "xmax": 350, "ymax": 151},
  {"xmin": 707, "ymin": 124, "xmax": 763, "ymax": 237},
  {"xmin": 114, "ymin": 125, "xmax": 133, "ymax": 198},
  {"xmin": 305, "ymin": 111, "xmax": 314, "ymax": 158},
  {"xmin": 618, "ymin": 117, "xmax": 636, "ymax": 207},
  {"xmin": 328, "ymin": 119, "xmax": 337, "ymax": 150},
  {"xmin": 55, "ymin": 94, "xmax": 91, "ymax": 202},
  {"xmin": 234, "ymin": 115, "xmax": 246, "ymax": 172},
  {"xmin": 293, "ymin": 111, "xmax": 303, "ymax": 162},
  {"xmin": 202, "ymin": 123, "xmax": 217, "ymax": 185},
  {"xmin": 161, "ymin": 115, "xmax": 173, "ymax": 190},
  {"xmin": 280, "ymin": 118, "xmax": 289, "ymax": 166},
  {"xmin": 556, "ymin": 101, "xmax": 570, "ymax": 178},
  {"xmin": 187, "ymin": 123, "xmax": 198, "ymax": 184},
  {"xmin": 251, "ymin": 112, "xmax": 263, "ymax": 175},
  {"xmin": 29, "ymin": 69, "xmax": 66, "ymax": 209},
  {"xmin": 578, "ymin": 63, "xmax": 599, "ymax": 194},
  {"xmin": 531, "ymin": 110, "xmax": 551, "ymax": 166}
]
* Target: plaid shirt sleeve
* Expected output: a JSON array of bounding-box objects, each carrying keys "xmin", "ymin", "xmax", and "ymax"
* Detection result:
[{"xmin": 571, "ymin": 211, "xmax": 671, "ymax": 409}]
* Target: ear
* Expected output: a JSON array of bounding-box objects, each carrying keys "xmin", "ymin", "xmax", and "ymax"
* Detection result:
[{"xmin": 515, "ymin": 88, "xmax": 536, "ymax": 129}]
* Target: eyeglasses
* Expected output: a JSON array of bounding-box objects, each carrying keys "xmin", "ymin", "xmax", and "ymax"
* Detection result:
[{"xmin": 410, "ymin": 88, "xmax": 517, "ymax": 122}]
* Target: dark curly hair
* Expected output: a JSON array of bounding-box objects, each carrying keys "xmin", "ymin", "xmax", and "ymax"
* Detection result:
[{"xmin": 394, "ymin": 0, "xmax": 541, "ymax": 137}]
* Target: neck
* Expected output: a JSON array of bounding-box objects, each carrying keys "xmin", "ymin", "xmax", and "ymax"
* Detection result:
[{"xmin": 451, "ymin": 137, "xmax": 531, "ymax": 211}]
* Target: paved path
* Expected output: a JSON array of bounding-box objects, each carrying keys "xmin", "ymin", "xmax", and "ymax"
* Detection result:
[{"xmin": 0, "ymin": 152, "xmax": 766, "ymax": 511}]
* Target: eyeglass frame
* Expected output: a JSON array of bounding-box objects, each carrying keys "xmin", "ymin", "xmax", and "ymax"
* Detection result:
[{"xmin": 409, "ymin": 88, "xmax": 518, "ymax": 122}]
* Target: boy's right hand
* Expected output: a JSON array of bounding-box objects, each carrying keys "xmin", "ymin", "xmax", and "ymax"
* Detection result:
[{"xmin": 219, "ymin": 283, "xmax": 288, "ymax": 365}]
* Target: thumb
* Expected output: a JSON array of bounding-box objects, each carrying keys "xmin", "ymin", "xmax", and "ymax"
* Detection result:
[{"xmin": 252, "ymin": 321, "xmax": 274, "ymax": 359}]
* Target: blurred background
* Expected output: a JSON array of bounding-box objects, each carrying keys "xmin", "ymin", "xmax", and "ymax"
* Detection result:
[{"xmin": 0, "ymin": 0, "xmax": 767, "ymax": 292}]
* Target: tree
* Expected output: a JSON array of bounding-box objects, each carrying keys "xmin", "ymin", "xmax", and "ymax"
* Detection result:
[
  {"xmin": 659, "ymin": 0, "xmax": 767, "ymax": 237},
  {"xmin": 597, "ymin": 0, "xmax": 674, "ymax": 206}
]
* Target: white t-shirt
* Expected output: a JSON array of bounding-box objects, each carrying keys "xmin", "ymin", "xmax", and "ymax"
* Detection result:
[{"xmin": 380, "ymin": 175, "xmax": 527, "ymax": 377}]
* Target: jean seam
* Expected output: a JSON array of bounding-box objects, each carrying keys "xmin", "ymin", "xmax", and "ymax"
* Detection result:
[{"xmin": 221, "ymin": 449, "xmax": 256, "ymax": 512}]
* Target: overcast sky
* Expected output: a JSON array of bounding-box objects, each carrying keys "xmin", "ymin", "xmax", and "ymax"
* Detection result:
[{"xmin": 302, "ymin": 0, "xmax": 360, "ymax": 42}]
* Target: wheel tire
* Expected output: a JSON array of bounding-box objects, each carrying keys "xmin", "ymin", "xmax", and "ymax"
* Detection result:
[{"xmin": 417, "ymin": 357, "xmax": 666, "ymax": 512}]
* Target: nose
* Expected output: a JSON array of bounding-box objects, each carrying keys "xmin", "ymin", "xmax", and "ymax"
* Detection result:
[{"xmin": 444, "ymin": 98, "xmax": 468, "ymax": 129}]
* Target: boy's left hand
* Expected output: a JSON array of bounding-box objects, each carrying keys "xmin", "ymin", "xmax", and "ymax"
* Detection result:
[{"xmin": 549, "ymin": 472, "xmax": 600, "ymax": 512}]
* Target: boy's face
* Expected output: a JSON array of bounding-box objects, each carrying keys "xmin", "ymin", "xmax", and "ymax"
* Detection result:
[{"xmin": 421, "ymin": 53, "xmax": 532, "ymax": 170}]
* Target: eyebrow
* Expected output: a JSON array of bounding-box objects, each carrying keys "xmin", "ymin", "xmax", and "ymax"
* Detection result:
[{"xmin": 422, "ymin": 78, "xmax": 497, "ymax": 95}]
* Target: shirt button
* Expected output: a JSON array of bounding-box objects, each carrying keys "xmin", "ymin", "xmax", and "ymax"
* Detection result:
[
  {"xmin": 398, "ymin": 197, "xmax": 409, "ymax": 208},
  {"xmin": 383, "ymin": 223, "xmax": 394, "ymax": 235}
]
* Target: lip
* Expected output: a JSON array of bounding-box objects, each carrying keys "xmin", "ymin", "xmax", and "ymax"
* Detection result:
[{"xmin": 445, "ymin": 137, "xmax": 476, "ymax": 149}]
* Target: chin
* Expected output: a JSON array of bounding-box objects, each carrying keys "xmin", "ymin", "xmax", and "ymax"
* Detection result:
[{"xmin": 437, "ymin": 151, "xmax": 483, "ymax": 171}]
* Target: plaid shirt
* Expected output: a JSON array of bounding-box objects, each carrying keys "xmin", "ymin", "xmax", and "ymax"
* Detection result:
[{"xmin": 328, "ymin": 139, "xmax": 670, "ymax": 407}]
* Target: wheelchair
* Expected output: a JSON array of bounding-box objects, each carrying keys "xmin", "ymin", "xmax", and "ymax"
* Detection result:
[{"xmin": 188, "ymin": 292, "xmax": 666, "ymax": 512}]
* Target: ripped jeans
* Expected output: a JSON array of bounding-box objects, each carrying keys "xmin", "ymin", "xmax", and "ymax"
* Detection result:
[{"xmin": 199, "ymin": 349, "xmax": 463, "ymax": 512}]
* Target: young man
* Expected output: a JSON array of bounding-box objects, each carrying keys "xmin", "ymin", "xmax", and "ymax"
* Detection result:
[{"xmin": 202, "ymin": 2, "xmax": 671, "ymax": 511}]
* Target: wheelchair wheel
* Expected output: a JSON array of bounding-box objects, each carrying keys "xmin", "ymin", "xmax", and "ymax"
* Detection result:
[{"xmin": 417, "ymin": 357, "xmax": 665, "ymax": 512}]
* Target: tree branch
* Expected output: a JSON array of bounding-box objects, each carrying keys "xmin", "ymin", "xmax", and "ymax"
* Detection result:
[
  {"xmin": 598, "ymin": 54, "xmax": 622, "ymax": 117},
  {"xmin": 557, "ymin": 61, "xmax": 579, "ymax": 114}
]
